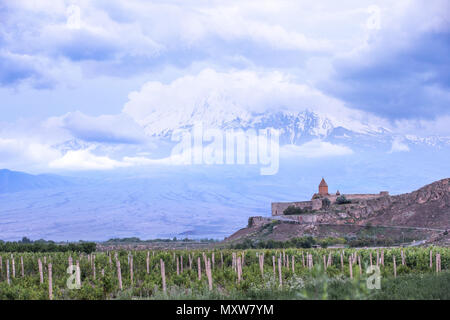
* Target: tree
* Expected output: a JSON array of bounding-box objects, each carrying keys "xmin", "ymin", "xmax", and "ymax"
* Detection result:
[{"xmin": 336, "ymin": 195, "xmax": 351, "ymax": 204}]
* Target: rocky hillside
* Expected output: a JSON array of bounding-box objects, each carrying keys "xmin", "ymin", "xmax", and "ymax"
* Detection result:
[{"xmin": 225, "ymin": 178, "xmax": 450, "ymax": 244}]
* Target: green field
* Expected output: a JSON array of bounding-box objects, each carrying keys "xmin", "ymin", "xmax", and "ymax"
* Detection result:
[{"xmin": 0, "ymin": 247, "xmax": 448, "ymax": 300}]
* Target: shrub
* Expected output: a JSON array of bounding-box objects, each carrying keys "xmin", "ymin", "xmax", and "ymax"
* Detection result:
[
  {"xmin": 336, "ymin": 195, "xmax": 351, "ymax": 204},
  {"xmin": 322, "ymin": 198, "xmax": 331, "ymax": 208},
  {"xmin": 283, "ymin": 205, "xmax": 311, "ymax": 215}
]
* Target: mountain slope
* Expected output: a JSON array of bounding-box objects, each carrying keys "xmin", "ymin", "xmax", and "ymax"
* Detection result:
[
  {"xmin": 0, "ymin": 169, "xmax": 73, "ymax": 194},
  {"xmin": 226, "ymin": 178, "xmax": 450, "ymax": 243}
]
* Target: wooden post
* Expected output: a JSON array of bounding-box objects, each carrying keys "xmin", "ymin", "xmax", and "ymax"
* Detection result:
[
  {"xmin": 176, "ymin": 256, "xmax": 180, "ymax": 275},
  {"xmin": 160, "ymin": 259, "xmax": 166, "ymax": 293},
  {"xmin": 358, "ymin": 255, "xmax": 362, "ymax": 275},
  {"xmin": 206, "ymin": 258, "xmax": 213, "ymax": 291},
  {"xmin": 48, "ymin": 264, "xmax": 53, "ymax": 300},
  {"xmin": 237, "ymin": 256, "xmax": 242, "ymax": 283},
  {"xmin": 0, "ymin": 256, "xmax": 2, "ymax": 274},
  {"xmin": 401, "ymin": 249, "xmax": 405, "ymax": 266},
  {"xmin": 430, "ymin": 250, "xmax": 433, "ymax": 269},
  {"xmin": 221, "ymin": 252, "xmax": 224, "ymax": 269},
  {"xmin": 181, "ymin": 255, "xmax": 184, "ymax": 273},
  {"xmin": 6, "ymin": 259, "xmax": 10, "ymax": 285},
  {"xmin": 76, "ymin": 260, "xmax": 81, "ymax": 287},
  {"xmin": 38, "ymin": 258, "xmax": 43, "ymax": 284},
  {"xmin": 21, "ymin": 256, "xmax": 24, "ymax": 277},
  {"xmin": 212, "ymin": 253, "xmax": 215, "ymax": 270},
  {"xmin": 349, "ymin": 256, "xmax": 353, "ymax": 279},
  {"xmin": 302, "ymin": 252, "xmax": 305, "ymax": 268},
  {"xmin": 370, "ymin": 252, "xmax": 373, "ymax": 268},
  {"xmin": 11, "ymin": 256, "xmax": 15, "ymax": 278},
  {"xmin": 272, "ymin": 256, "xmax": 276, "ymax": 275},
  {"xmin": 101, "ymin": 268, "xmax": 105, "ymax": 277},
  {"xmin": 146, "ymin": 251, "xmax": 150, "ymax": 274},
  {"xmin": 376, "ymin": 249, "xmax": 379, "ymax": 267},
  {"xmin": 68, "ymin": 256, "xmax": 72, "ymax": 268},
  {"xmin": 393, "ymin": 255, "xmax": 397, "ymax": 278},
  {"xmin": 340, "ymin": 252, "xmax": 344, "ymax": 271},
  {"xmin": 189, "ymin": 254, "xmax": 193, "ymax": 270},
  {"xmin": 130, "ymin": 255, "xmax": 133, "ymax": 284},
  {"xmin": 292, "ymin": 255, "xmax": 295, "ymax": 273},
  {"xmin": 198, "ymin": 257, "xmax": 201, "ymax": 280},
  {"xmin": 323, "ymin": 255, "xmax": 326, "ymax": 270},
  {"xmin": 436, "ymin": 253, "xmax": 439, "ymax": 273},
  {"xmin": 278, "ymin": 257, "xmax": 282, "ymax": 287},
  {"xmin": 259, "ymin": 253, "xmax": 264, "ymax": 277},
  {"xmin": 381, "ymin": 249, "xmax": 384, "ymax": 266},
  {"xmin": 116, "ymin": 260, "xmax": 123, "ymax": 290}
]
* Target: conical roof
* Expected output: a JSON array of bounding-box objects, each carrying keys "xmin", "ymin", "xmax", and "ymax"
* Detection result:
[{"xmin": 319, "ymin": 178, "xmax": 328, "ymax": 187}]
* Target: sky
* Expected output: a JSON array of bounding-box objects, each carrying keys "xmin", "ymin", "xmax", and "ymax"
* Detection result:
[{"xmin": 0, "ymin": 0, "xmax": 449, "ymax": 172}]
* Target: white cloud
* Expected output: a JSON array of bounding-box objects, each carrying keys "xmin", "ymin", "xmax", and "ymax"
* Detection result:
[
  {"xmin": 281, "ymin": 139, "xmax": 353, "ymax": 158},
  {"xmin": 123, "ymin": 68, "xmax": 387, "ymax": 135},
  {"xmin": 47, "ymin": 111, "xmax": 147, "ymax": 144},
  {"xmin": 49, "ymin": 148, "xmax": 130, "ymax": 170},
  {"xmin": 389, "ymin": 137, "xmax": 410, "ymax": 153}
]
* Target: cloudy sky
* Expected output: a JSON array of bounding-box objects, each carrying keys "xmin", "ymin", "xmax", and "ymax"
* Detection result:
[{"xmin": 1, "ymin": 0, "xmax": 449, "ymax": 172}]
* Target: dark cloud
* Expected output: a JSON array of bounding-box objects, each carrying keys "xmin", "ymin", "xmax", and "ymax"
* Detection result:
[{"xmin": 322, "ymin": 28, "xmax": 450, "ymax": 120}]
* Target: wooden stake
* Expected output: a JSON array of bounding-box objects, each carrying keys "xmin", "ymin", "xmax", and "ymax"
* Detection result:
[
  {"xmin": 6, "ymin": 259, "xmax": 10, "ymax": 285},
  {"xmin": 130, "ymin": 255, "xmax": 133, "ymax": 284},
  {"xmin": 358, "ymin": 255, "xmax": 362, "ymax": 275},
  {"xmin": 259, "ymin": 253, "xmax": 264, "ymax": 277},
  {"xmin": 176, "ymin": 256, "xmax": 180, "ymax": 275},
  {"xmin": 160, "ymin": 259, "xmax": 166, "ymax": 293},
  {"xmin": 48, "ymin": 264, "xmax": 53, "ymax": 300},
  {"xmin": 292, "ymin": 255, "xmax": 295, "ymax": 273},
  {"xmin": 38, "ymin": 258, "xmax": 43, "ymax": 284},
  {"xmin": 349, "ymin": 256, "xmax": 353, "ymax": 279},
  {"xmin": 370, "ymin": 252, "xmax": 373, "ymax": 267},
  {"xmin": 278, "ymin": 257, "xmax": 282, "ymax": 287},
  {"xmin": 323, "ymin": 255, "xmax": 326, "ymax": 270},
  {"xmin": 340, "ymin": 252, "xmax": 344, "ymax": 270},
  {"xmin": 430, "ymin": 250, "xmax": 433, "ymax": 269},
  {"xmin": 76, "ymin": 260, "xmax": 81, "ymax": 287},
  {"xmin": 116, "ymin": 260, "xmax": 123, "ymax": 290},
  {"xmin": 302, "ymin": 252, "xmax": 305, "ymax": 268},
  {"xmin": 181, "ymin": 255, "xmax": 184, "ymax": 273},
  {"xmin": 237, "ymin": 256, "xmax": 242, "ymax": 284},
  {"xmin": 11, "ymin": 256, "xmax": 15, "ymax": 278},
  {"xmin": 206, "ymin": 258, "xmax": 213, "ymax": 290},
  {"xmin": 393, "ymin": 255, "xmax": 397, "ymax": 278},
  {"xmin": 198, "ymin": 257, "xmax": 201, "ymax": 280},
  {"xmin": 21, "ymin": 256, "xmax": 24, "ymax": 277},
  {"xmin": 272, "ymin": 256, "xmax": 276, "ymax": 275}
]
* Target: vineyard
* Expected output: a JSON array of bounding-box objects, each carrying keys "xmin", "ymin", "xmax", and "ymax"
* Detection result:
[{"xmin": 0, "ymin": 247, "xmax": 449, "ymax": 300}]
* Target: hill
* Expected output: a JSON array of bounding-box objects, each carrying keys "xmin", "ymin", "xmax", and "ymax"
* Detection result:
[
  {"xmin": 225, "ymin": 178, "xmax": 450, "ymax": 245},
  {"xmin": 0, "ymin": 169, "xmax": 72, "ymax": 194}
]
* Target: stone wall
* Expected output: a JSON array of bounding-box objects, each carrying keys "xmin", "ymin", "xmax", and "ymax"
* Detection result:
[
  {"xmin": 271, "ymin": 201, "xmax": 314, "ymax": 216},
  {"xmin": 272, "ymin": 192, "xmax": 390, "ymax": 216}
]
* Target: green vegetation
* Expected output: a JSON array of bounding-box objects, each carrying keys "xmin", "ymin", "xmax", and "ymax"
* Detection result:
[
  {"xmin": 0, "ymin": 247, "xmax": 448, "ymax": 300},
  {"xmin": 104, "ymin": 237, "xmax": 218, "ymax": 244},
  {"xmin": 322, "ymin": 198, "xmax": 331, "ymax": 208},
  {"xmin": 283, "ymin": 205, "xmax": 312, "ymax": 215},
  {"xmin": 231, "ymin": 237, "xmax": 347, "ymax": 249},
  {"xmin": 0, "ymin": 239, "xmax": 96, "ymax": 253},
  {"xmin": 336, "ymin": 195, "xmax": 351, "ymax": 204}
]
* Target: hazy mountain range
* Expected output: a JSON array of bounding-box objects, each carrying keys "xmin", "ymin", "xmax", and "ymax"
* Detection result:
[{"xmin": 1, "ymin": 109, "xmax": 449, "ymax": 241}]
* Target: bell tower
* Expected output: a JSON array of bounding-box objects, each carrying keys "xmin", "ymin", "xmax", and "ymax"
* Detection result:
[{"xmin": 319, "ymin": 178, "xmax": 328, "ymax": 195}]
